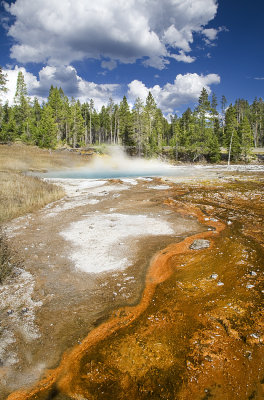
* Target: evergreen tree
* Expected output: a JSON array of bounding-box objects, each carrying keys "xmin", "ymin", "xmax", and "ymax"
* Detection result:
[
  {"xmin": 132, "ymin": 97, "xmax": 145, "ymax": 155},
  {"xmin": 47, "ymin": 86, "xmax": 66, "ymax": 143},
  {"xmin": 0, "ymin": 67, "xmax": 7, "ymax": 97},
  {"xmin": 14, "ymin": 71, "xmax": 31, "ymax": 140},
  {"xmin": 192, "ymin": 88, "xmax": 219, "ymax": 161},
  {"xmin": 107, "ymin": 97, "xmax": 115, "ymax": 144},
  {"xmin": 144, "ymin": 92, "xmax": 157, "ymax": 155},
  {"xmin": 0, "ymin": 104, "xmax": 17, "ymax": 142},
  {"xmin": 220, "ymin": 95, "xmax": 227, "ymax": 146},
  {"xmin": 238, "ymin": 116, "xmax": 253, "ymax": 162},
  {"xmin": 170, "ymin": 115, "xmax": 181, "ymax": 161},
  {"xmin": 36, "ymin": 105, "xmax": 57, "ymax": 148},
  {"xmin": 69, "ymin": 99, "xmax": 85, "ymax": 147},
  {"xmin": 119, "ymin": 96, "xmax": 133, "ymax": 146},
  {"xmin": 224, "ymin": 105, "xmax": 241, "ymax": 164}
]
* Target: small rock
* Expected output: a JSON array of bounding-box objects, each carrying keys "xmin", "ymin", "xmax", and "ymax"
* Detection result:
[
  {"xmin": 190, "ymin": 239, "xmax": 210, "ymax": 250},
  {"xmin": 7, "ymin": 310, "xmax": 14, "ymax": 316},
  {"xmin": 250, "ymin": 271, "xmax": 257, "ymax": 276},
  {"xmin": 250, "ymin": 333, "xmax": 260, "ymax": 339},
  {"xmin": 245, "ymin": 351, "xmax": 252, "ymax": 360},
  {"xmin": 227, "ymin": 221, "xmax": 232, "ymax": 225},
  {"xmin": 210, "ymin": 273, "xmax": 218, "ymax": 280},
  {"xmin": 21, "ymin": 307, "xmax": 29, "ymax": 314},
  {"xmin": 246, "ymin": 284, "xmax": 255, "ymax": 289},
  {"xmin": 217, "ymin": 281, "xmax": 224, "ymax": 286}
]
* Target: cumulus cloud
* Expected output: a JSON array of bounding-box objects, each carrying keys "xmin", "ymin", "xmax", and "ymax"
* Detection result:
[
  {"xmin": 4, "ymin": 0, "xmax": 218, "ymax": 68},
  {"xmin": 1, "ymin": 66, "xmax": 39, "ymax": 104},
  {"xmin": 2, "ymin": 65, "xmax": 120, "ymax": 109},
  {"xmin": 128, "ymin": 73, "xmax": 220, "ymax": 113},
  {"xmin": 202, "ymin": 26, "xmax": 228, "ymax": 45},
  {"xmin": 170, "ymin": 51, "xmax": 196, "ymax": 63},
  {"xmin": 2, "ymin": 67, "xmax": 220, "ymax": 114}
]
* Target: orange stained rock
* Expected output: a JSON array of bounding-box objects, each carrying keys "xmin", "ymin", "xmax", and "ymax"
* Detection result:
[{"xmin": 7, "ymin": 200, "xmax": 226, "ymax": 400}]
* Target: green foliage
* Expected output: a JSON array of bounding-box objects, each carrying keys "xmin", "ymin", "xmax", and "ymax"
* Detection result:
[
  {"xmin": 1, "ymin": 73, "xmax": 263, "ymax": 162},
  {"xmin": 35, "ymin": 105, "xmax": 57, "ymax": 148},
  {"xmin": 239, "ymin": 116, "xmax": 253, "ymax": 162},
  {"xmin": 224, "ymin": 105, "xmax": 241, "ymax": 162},
  {"xmin": 119, "ymin": 96, "xmax": 134, "ymax": 146},
  {"xmin": 0, "ymin": 66, "xmax": 7, "ymax": 96}
]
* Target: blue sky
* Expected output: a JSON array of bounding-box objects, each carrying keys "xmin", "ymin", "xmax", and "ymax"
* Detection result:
[{"xmin": 0, "ymin": 0, "xmax": 263, "ymax": 114}]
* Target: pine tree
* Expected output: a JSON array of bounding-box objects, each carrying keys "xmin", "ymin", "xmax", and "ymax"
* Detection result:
[
  {"xmin": 107, "ymin": 97, "xmax": 115, "ymax": 144},
  {"xmin": 47, "ymin": 86, "xmax": 67, "ymax": 143},
  {"xmin": 170, "ymin": 115, "xmax": 181, "ymax": 161},
  {"xmin": 153, "ymin": 108, "xmax": 164, "ymax": 154},
  {"xmin": 192, "ymin": 88, "xmax": 219, "ymax": 161},
  {"xmin": 144, "ymin": 92, "xmax": 157, "ymax": 155},
  {"xmin": 119, "ymin": 96, "xmax": 133, "ymax": 146},
  {"xmin": 220, "ymin": 95, "xmax": 227, "ymax": 145},
  {"xmin": 238, "ymin": 116, "xmax": 253, "ymax": 162},
  {"xmin": 224, "ymin": 105, "xmax": 241, "ymax": 164},
  {"xmin": 132, "ymin": 97, "xmax": 144, "ymax": 155},
  {"xmin": 69, "ymin": 99, "xmax": 85, "ymax": 148},
  {"xmin": 0, "ymin": 67, "xmax": 7, "ymax": 97},
  {"xmin": 14, "ymin": 71, "xmax": 31, "ymax": 139},
  {"xmin": 36, "ymin": 105, "xmax": 57, "ymax": 148},
  {"xmin": 0, "ymin": 104, "xmax": 17, "ymax": 142}
]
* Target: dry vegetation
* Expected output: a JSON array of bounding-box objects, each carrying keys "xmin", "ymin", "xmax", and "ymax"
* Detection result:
[
  {"xmin": 0, "ymin": 142, "xmax": 89, "ymax": 172},
  {"xmin": 0, "ymin": 171, "xmax": 65, "ymax": 223},
  {"xmin": 0, "ymin": 142, "xmax": 91, "ymax": 223},
  {"xmin": 0, "ymin": 143, "xmax": 90, "ymax": 281}
]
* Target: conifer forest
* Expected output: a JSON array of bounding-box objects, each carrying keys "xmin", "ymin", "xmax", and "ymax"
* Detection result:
[{"xmin": 1, "ymin": 68, "xmax": 264, "ymax": 163}]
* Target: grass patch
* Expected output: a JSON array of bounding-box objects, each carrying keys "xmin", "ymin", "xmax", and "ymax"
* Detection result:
[
  {"xmin": 0, "ymin": 142, "xmax": 94, "ymax": 223},
  {"xmin": 0, "ymin": 171, "xmax": 65, "ymax": 223},
  {"xmin": 0, "ymin": 142, "xmax": 90, "ymax": 172}
]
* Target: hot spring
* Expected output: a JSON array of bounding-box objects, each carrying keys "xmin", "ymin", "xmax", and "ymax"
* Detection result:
[
  {"xmin": 40, "ymin": 146, "xmax": 264, "ymax": 180},
  {"xmin": 41, "ymin": 146, "xmax": 214, "ymax": 179}
]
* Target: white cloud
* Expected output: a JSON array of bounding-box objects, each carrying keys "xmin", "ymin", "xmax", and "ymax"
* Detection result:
[
  {"xmin": 202, "ymin": 28, "xmax": 218, "ymax": 41},
  {"xmin": 4, "ymin": 0, "xmax": 218, "ymax": 68},
  {"xmin": 128, "ymin": 73, "xmax": 220, "ymax": 113},
  {"xmin": 128, "ymin": 80, "xmax": 149, "ymax": 102},
  {"xmin": 1, "ymin": 65, "xmax": 40, "ymax": 104},
  {"xmin": 170, "ymin": 51, "xmax": 196, "ymax": 63},
  {"xmin": 254, "ymin": 77, "xmax": 264, "ymax": 80},
  {"xmin": 2, "ymin": 65, "xmax": 120, "ymax": 109},
  {"xmin": 101, "ymin": 60, "xmax": 117, "ymax": 71},
  {"xmin": 202, "ymin": 26, "xmax": 228, "ymax": 45},
  {"xmin": 2, "ymin": 66, "xmax": 220, "ymax": 114}
]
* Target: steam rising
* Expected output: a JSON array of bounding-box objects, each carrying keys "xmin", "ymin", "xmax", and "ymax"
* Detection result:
[
  {"xmin": 46, "ymin": 146, "xmax": 178, "ymax": 179},
  {"xmin": 44, "ymin": 146, "xmax": 263, "ymax": 180}
]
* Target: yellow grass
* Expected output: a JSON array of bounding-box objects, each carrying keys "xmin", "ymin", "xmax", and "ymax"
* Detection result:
[
  {"xmin": 0, "ymin": 142, "xmax": 90, "ymax": 172},
  {"xmin": 0, "ymin": 171, "xmax": 65, "ymax": 223},
  {"xmin": 0, "ymin": 143, "xmax": 92, "ymax": 223}
]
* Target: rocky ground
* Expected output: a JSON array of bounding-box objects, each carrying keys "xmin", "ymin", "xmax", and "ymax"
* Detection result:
[{"xmin": 1, "ymin": 169, "xmax": 264, "ymax": 400}]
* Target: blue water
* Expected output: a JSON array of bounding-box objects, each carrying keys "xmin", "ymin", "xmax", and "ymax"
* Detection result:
[{"xmin": 42, "ymin": 167, "xmax": 182, "ymax": 179}]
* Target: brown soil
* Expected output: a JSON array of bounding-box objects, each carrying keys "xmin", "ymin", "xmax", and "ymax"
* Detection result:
[{"xmin": 3, "ymin": 173, "xmax": 264, "ymax": 400}]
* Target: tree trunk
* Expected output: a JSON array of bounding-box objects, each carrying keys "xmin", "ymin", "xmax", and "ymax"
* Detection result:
[
  {"xmin": 89, "ymin": 113, "xmax": 92, "ymax": 144},
  {"xmin": 228, "ymin": 131, "xmax": 233, "ymax": 166}
]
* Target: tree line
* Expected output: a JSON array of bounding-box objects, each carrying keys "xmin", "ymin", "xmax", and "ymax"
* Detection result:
[{"xmin": 0, "ymin": 68, "xmax": 263, "ymax": 162}]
